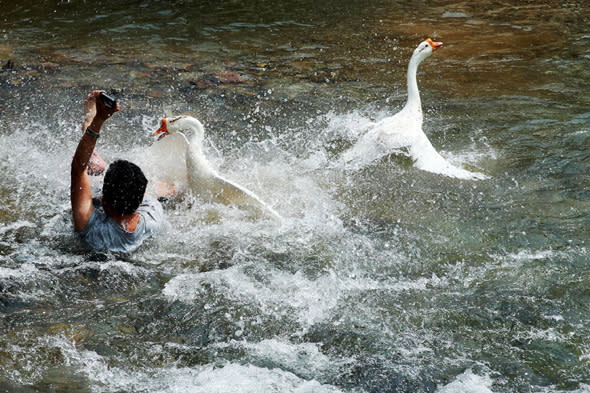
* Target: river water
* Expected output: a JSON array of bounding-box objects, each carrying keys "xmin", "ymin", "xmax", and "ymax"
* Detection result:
[{"xmin": 1, "ymin": 1, "xmax": 590, "ymax": 392}]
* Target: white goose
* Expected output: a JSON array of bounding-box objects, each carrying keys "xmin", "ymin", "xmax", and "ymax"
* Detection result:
[
  {"xmin": 148, "ymin": 115, "xmax": 281, "ymax": 220},
  {"xmin": 340, "ymin": 38, "xmax": 487, "ymax": 180}
]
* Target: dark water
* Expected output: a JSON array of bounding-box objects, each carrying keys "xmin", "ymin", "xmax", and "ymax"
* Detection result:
[{"xmin": 1, "ymin": 1, "xmax": 590, "ymax": 392}]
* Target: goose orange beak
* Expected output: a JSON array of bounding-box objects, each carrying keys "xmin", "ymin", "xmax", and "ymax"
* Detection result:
[
  {"xmin": 154, "ymin": 118, "xmax": 169, "ymax": 139},
  {"xmin": 426, "ymin": 38, "xmax": 443, "ymax": 51}
]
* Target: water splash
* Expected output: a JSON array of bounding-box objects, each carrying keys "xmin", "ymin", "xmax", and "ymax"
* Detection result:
[{"xmin": 436, "ymin": 369, "xmax": 494, "ymax": 393}]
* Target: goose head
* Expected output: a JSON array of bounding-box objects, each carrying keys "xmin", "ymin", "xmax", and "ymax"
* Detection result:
[
  {"xmin": 154, "ymin": 115, "xmax": 205, "ymax": 142},
  {"xmin": 411, "ymin": 38, "xmax": 443, "ymax": 64}
]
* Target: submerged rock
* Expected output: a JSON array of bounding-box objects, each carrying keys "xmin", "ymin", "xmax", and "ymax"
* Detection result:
[
  {"xmin": 2, "ymin": 59, "xmax": 15, "ymax": 71},
  {"xmin": 190, "ymin": 71, "xmax": 247, "ymax": 89},
  {"xmin": 39, "ymin": 62, "xmax": 60, "ymax": 72},
  {"xmin": 48, "ymin": 323, "xmax": 92, "ymax": 346}
]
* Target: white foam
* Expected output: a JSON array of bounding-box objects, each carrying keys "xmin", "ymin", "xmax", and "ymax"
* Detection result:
[
  {"xmin": 49, "ymin": 336, "xmax": 343, "ymax": 393},
  {"xmin": 130, "ymin": 363, "xmax": 343, "ymax": 393},
  {"xmin": 162, "ymin": 268, "xmax": 342, "ymax": 328},
  {"xmin": 506, "ymin": 249, "xmax": 556, "ymax": 261},
  {"xmin": 436, "ymin": 369, "xmax": 494, "ymax": 393},
  {"xmin": 227, "ymin": 339, "xmax": 333, "ymax": 380},
  {"xmin": 0, "ymin": 263, "xmax": 38, "ymax": 279},
  {"xmin": 0, "ymin": 220, "xmax": 37, "ymax": 235},
  {"xmin": 163, "ymin": 263, "xmax": 440, "ymax": 334},
  {"xmin": 0, "ymin": 263, "xmax": 51, "ymax": 302},
  {"xmin": 97, "ymin": 260, "xmax": 148, "ymax": 276}
]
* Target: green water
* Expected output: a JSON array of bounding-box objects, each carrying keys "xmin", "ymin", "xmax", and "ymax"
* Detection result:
[{"xmin": 1, "ymin": 1, "xmax": 590, "ymax": 392}]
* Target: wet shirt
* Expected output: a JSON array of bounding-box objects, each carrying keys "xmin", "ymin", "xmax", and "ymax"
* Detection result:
[{"xmin": 79, "ymin": 195, "xmax": 164, "ymax": 253}]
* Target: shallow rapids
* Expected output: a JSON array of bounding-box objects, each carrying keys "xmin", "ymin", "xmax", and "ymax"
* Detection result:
[{"xmin": 2, "ymin": 1, "xmax": 590, "ymax": 392}]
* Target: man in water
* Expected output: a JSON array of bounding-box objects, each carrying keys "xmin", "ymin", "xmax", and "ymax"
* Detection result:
[{"xmin": 71, "ymin": 90, "xmax": 164, "ymax": 253}]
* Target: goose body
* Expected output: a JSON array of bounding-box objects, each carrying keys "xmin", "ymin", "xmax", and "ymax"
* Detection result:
[
  {"xmin": 149, "ymin": 116, "xmax": 281, "ymax": 220},
  {"xmin": 341, "ymin": 39, "xmax": 487, "ymax": 180}
]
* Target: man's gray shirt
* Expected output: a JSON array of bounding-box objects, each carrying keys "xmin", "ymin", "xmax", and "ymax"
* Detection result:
[{"xmin": 79, "ymin": 195, "xmax": 164, "ymax": 253}]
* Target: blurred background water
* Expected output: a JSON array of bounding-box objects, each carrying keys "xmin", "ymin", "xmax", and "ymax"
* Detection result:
[{"xmin": 1, "ymin": 1, "xmax": 590, "ymax": 392}]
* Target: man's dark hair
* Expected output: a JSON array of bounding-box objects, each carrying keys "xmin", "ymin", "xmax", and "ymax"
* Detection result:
[{"xmin": 102, "ymin": 160, "xmax": 147, "ymax": 215}]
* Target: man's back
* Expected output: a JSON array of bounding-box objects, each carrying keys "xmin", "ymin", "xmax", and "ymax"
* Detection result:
[{"xmin": 79, "ymin": 195, "xmax": 163, "ymax": 253}]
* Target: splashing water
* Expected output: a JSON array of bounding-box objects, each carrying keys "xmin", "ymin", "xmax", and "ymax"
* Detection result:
[{"xmin": 2, "ymin": 0, "xmax": 590, "ymax": 392}]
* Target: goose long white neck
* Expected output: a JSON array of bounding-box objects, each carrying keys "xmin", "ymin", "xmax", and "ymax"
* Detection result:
[
  {"xmin": 179, "ymin": 119, "xmax": 215, "ymax": 176},
  {"xmin": 175, "ymin": 118, "xmax": 207, "ymax": 156},
  {"xmin": 404, "ymin": 55, "xmax": 422, "ymax": 113},
  {"xmin": 180, "ymin": 119, "xmax": 205, "ymax": 143},
  {"xmin": 187, "ymin": 139, "xmax": 214, "ymax": 176}
]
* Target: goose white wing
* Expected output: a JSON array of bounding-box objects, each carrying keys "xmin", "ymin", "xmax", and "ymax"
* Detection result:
[
  {"xmin": 189, "ymin": 171, "xmax": 281, "ymax": 220},
  {"xmin": 186, "ymin": 151, "xmax": 281, "ymax": 220},
  {"xmin": 340, "ymin": 110, "xmax": 417, "ymax": 167}
]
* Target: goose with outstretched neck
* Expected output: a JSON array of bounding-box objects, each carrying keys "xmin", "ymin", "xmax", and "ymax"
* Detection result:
[
  {"xmin": 340, "ymin": 38, "xmax": 487, "ymax": 180},
  {"xmin": 150, "ymin": 115, "xmax": 281, "ymax": 220}
]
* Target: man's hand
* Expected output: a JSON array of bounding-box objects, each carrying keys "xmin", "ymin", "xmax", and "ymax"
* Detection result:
[
  {"xmin": 84, "ymin": 90, "xmax": 120, "ymax": 132},
  {"xmin": 94, "ymin": 91, "xmax": 119, "ymax": 121}
]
